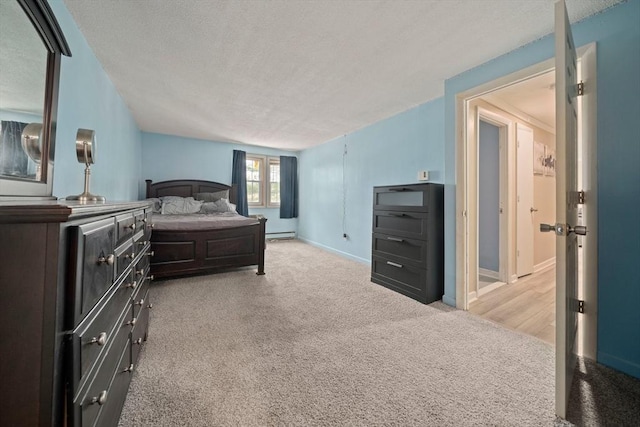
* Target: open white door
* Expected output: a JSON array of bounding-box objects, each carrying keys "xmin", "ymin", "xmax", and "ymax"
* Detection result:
[
  {"xmin": 516, "ymin": 124, "xmax": 534, "ymax": 277},
  {"xmin": 548, "ymin": 0, "xmax": 583, "ymax": 418}
]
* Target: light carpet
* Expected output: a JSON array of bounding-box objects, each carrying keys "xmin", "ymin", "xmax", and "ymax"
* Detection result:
[{"xmin": 119, "ymin": 239, "xmax": 562, "ymax": 426}]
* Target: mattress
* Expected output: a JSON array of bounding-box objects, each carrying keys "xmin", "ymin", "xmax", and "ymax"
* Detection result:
[{"xmin": 150, "ymin": 212, "xmax": 259, "ymax": 231}]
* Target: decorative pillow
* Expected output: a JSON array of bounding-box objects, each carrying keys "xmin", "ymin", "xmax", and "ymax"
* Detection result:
[
  {"xmin": 194, "ymin": 190, "xmax": 229, "ymax": 202},
  {"xmin": 215, "ymin": 198, "xmax": 237, "ymax": 213},
  {"xmin": 199, "ymin": 202, "xmax": 221, "ymax": 214},
  {"xmin": 160, "ymin": 196, "xmax": 203, "ymax": 214},
  {"xmin": 146, "ymin": 198, "xmax": 162, "ymax": 213}
]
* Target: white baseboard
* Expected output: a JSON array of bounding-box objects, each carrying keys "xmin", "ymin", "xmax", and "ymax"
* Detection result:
[
  {"xmin": 534, "ymin": 257, "xmax": 556, "ymax": 273},
  {"xmin": 266, "ymin": 231, "xmax": 296, "ymax": 240},
  {"xmin": 478, "ymin": 268, "xmax": 499, "ymax": 280},
  {"xmin": 468, "ymin": 291, "xmax": 478, "ymax": 304},
  {"xmin": 297, "ymin": 237, "xmax": 370, "ymax": 265},
  {"xmin": 478, "ymin": 281, "xmax": 507, "ymax": 297}
]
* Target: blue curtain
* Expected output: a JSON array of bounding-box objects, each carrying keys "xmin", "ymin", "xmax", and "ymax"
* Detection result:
[
  {"xmin": 280, "ymin": 156, "xmax": 298, "ymax": 218},
  {"xmin": 232, "ymin": 149, "xmax": 248, "ymax": 216}
]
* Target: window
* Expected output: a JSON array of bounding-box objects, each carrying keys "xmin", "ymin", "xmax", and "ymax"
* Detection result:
[{"xmin": 246, "ymin": 155, "xmax": 280, "ymax": 207}]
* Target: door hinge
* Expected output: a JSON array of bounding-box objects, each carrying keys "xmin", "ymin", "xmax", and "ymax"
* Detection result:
[
  {"xmin": 577, "ymin": 81, "xmax": 584, "ymax": 97},
  {"xmin": 569, "ymin": 190, "xmax": 586, "ymax": 205},
  {"xmin": 570, "ymin": 298, "xmax": 585, "ymax": 313}
]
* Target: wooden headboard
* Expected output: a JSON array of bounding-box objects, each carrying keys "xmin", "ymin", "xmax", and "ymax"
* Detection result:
[{"xmin": 145, "ymin": 179, "xmax": 238, "ymax": 204}]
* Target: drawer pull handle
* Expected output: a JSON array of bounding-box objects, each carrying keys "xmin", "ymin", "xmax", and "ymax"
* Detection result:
[
  {"xmin": 90, "ymin": 390, "xmax": 108, "ymax": 405},
  {"xmin": 126, "ymin": 317, "xmax": 137, "ymax": 327},
  {"xmin": 135, "ymin": 298, "xmax": 144, "ymax": 306},
  {"xmin": 150, "ymin": 223, "xmax": 155, "ymax": 229},
  {"xmin": 390, "ymin": 213, "xmax": 407, "ymax": 217},
  {"xmin": 147, "ymin": 303, "xmax": 154, "ymax": 309},
  {"xmin": 123, "ymin": 364, "xmax": 134, "ymax": 373},
  {"xmin": 125, "ymin": 252, "xmax": 136, "ymax": 260},
  {"xmin": 386, "ymin": 237, "xmax": 404, "ymax": 242},
  {"xmin": 146, "ymin": 251, "xmax": 155, "ymax": 257},
  {"xmin": 386, "ymin": 261, "xmax": 403, "ymax": 268},
  {"xmin": 389, "ymin": 188, "xmax": 409, "ymax": 192},
  {"xmin": 97, "ymin": 254, "xmax": 115, "ymax": 265},
  {"xmin": 89, "ymin": 332, "xmax": 107, "ymax": 346},
  {"xmin": 142, "ymin": 218, "xmax": 148, "ymax": 224},
  {"xmin": 125, "ymin": 280, "xmax": 137, "ymax": 289},
  {"xmin": 127, "ymin": 223, "xmax": 136, "ymax": 230},
  {"xmin": 136, "ymin": 268, "xmax": 144, "ymax": 276},
  {"xmin": 137, "ymin": 240, "xmax": 148, "ymax": 246},
  {"xmin": 133, "ymin": 337, "xmax": 143, "ymax": 345},
  {"xmin": 148, "ymin": 275, "xmax": 155, "ymax": 282}
]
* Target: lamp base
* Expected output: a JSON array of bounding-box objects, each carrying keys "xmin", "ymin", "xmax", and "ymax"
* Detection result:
[{"xmin": 66, "ymin": 192, "xmax": 106, "ymax": 203}]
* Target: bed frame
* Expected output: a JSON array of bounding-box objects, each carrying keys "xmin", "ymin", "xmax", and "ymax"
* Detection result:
[{"xmin": 145, "ymin": 179, "xmax": 266, "ymax": 279}]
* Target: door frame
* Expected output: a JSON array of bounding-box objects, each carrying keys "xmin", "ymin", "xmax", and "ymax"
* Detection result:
[
  {"xmin": 473, "ymin": 107, "xmax": 512, "ymax": 301},
  {"xmin": 454, "ymin": 44, "xmax": 598, "ymax": 359}
]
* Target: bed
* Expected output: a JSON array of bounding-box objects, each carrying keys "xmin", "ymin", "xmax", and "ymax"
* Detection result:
[{"xmin": 145, "ymin": 179, "xmax": 266, "ymax": 279}]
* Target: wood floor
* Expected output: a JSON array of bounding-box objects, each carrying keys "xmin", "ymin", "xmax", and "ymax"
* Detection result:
[{"xmin": 469, "ymin": 266, "xmax": 555, "ymax": 345}]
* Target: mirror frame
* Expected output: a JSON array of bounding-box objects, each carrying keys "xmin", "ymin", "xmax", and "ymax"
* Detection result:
[{"xmin": 0, "ymin": 0, "xmax": 71, "ymax": 199}]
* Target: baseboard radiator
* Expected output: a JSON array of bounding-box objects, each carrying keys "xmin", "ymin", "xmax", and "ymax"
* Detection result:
[{"xmin": 266, "ymin": 231, "xmax": 296, "ymax": 240}]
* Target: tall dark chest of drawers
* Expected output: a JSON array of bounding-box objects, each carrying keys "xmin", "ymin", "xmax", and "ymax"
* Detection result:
[
  {"xmin": 371, "ymin": 183, "xmax": 444, "ymax": 304},
  {"xmin": 0, "ymin": 200, "xmax": 153, "ymax": 427}
]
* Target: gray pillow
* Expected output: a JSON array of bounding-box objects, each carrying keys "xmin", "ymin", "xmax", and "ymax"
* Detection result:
[
  {"xmin": 194, "ymin": 190, "xmax": 229, "ymax": 202},
  {"xmin": 161, "ymin": 197, "xmax": 203, "ymax": 214},
  {"xmin": 199, "ymin": 202, "xmax": 221, "ymax": 214},
  {"xmin": 215, "ymin": 198, "xmax": 237, "ymax": 213},
  {"xmin": 146, "ymin": 198, "xmax": 162, "ymax": 213}
]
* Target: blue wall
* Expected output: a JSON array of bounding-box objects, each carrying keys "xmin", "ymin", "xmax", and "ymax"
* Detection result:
[
  {"xmin": 478, "ymin": 120, "xmax": 500, "ymax": 272},
  {"xmin": 141, "ymin": 132, "xmax": 298, "ymax": 234},
  {"xmin": 298, "ymin": 98, "xmax": 444, "ymax": 262},
  {"xmin": 443, "ymin": 0, "xmax": 640, "ymax": 377},
  {"xmin": 49, "ymin": 0, "xmax": 142, "ymax": 201}
]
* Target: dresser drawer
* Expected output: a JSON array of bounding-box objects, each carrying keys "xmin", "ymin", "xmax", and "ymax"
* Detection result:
[
  {"xmin": 115, "ymin": 212, "xmax": 136, "ymax": 247},
  {"xmin": 373, "ymin": 210, "xmax": 429, "ymax": 240},
  {"xmin": 115, "ymin": 241, "xmax": 136, "ymax": 281},
  {"xmin": 132, "ymin": 271, "xmax": 150, "ymax": 317},
  {"xmin": 73, "ymin": 218, "xmax": 116, "ymax": 321},
  {"xmin": 373, "ymin": 184, "xmax": 431, "ymax": 212},
  {"xmin": 372, "ymin": 232, "xmax": 428, "ymax": 268},
  {"xmin": 73, "ymin": 336, "xmax": 131, "ymax": 427},
  {"xmin": 131, "ymin": 291, "xmax": 150, "ymax": 366},
  {"xmin": 70, "ymin": 285, "xmax": 134, "ymax": 396}
]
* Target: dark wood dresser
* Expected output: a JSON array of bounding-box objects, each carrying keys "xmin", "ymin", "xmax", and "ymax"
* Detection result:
[
  {"xmin": 0, "ymin": 200, "xmax": 153, "ymax": 427},
  {"xmin": 371, "ymin": 183, "xmax": 444, "ymax": 304}
]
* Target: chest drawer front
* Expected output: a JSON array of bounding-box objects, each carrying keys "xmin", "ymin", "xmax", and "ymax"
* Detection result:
[
  {"xmin": 76, "ymin": 218, "xmax": 116, "ymax": 319},
  {"xmin": 371, "ymin": 255, "xmax": 426, "ymax": 294},
  {"xmin": 74, "ymin": 335, "xmax": 131, "ymax": 427},
  {"xmin": 373, "ymin": 211, "xmax": 428, "ymax": 240},
  {"xmin": 372, "ymin": 233, "xmax": 428, "ymax": 268},
  {"xmin": 373, "ymin": 184, "xmax": 430, "ymax": 212},
  {"xmin": 71, "ymin": 281, "xmax": 134, "ymax": 395},
  {"xmin": 115, "ymin": 213, "xmax": 136, "ymax": 247}
]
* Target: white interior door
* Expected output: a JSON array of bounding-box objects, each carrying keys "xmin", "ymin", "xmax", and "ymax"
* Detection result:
[
  {"xmin": 516, "ymin": 124, "xmax": 534, "ymax": 277},
  {"xmin": 554, "ymin": 0, "xmax": 581, "ymax": 418}
]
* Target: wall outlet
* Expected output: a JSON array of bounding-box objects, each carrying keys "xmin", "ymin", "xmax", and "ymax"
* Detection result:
[
  {"xmin": 343, "ymin": 233, "xmax": 348, "ymax": 240},
  {"xmin": 418, "ymin": 170, "xmax": 429, "ymax": 181}
]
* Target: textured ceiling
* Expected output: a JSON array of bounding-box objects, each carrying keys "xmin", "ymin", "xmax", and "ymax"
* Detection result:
[
  {"xmin": 62, "ymin": 0, "xmax": 621, "ymax": 151},
  {"xmin": 0, "ymin": 0, "xmax": 48, "ymax": 116}
]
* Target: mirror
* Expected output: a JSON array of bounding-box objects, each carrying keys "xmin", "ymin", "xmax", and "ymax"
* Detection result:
[{"xmin": 0, "ymin": 0, "xmax": 71, "ymax": 198}]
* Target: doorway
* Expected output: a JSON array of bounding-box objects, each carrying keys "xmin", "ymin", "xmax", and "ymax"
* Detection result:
[
  {"xmin": 454, "ymin": 44, "xmax": 598, "ymax": 359},
  {"xmin": 466, "ymin": 72, "xmax": 558, "ymax": 343}
]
